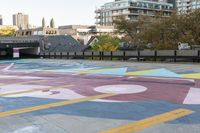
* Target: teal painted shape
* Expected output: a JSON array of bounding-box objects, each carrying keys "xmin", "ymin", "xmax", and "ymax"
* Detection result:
[
  {"xmin": 0, "ymin": 60, "xmax": 24, "ymax": 63},
  {"xmin": 48, "ymin": 67, "xmax": 101, "ymax": 73},
  {"xmin": 144, "ymin": 68, "xmax": 182, "ymax": 78},
  {"xmin": 89, "ymin": 68, "xmax": 127, "ymax": 75}
]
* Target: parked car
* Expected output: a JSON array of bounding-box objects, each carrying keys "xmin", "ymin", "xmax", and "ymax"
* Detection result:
[{"xmin": 178, "ymin": 42, "xmax": 191, "ymax": 50}]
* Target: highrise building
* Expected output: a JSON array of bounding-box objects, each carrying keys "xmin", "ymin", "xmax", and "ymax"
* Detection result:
[
  {"xmin": 50, "ymin": 18, "xmax": 55, "ymax": 28},
  {"xmin": 42, "ymin": 17, "xmax": 46, "ymax": 28},
  {"xmin": 13, "ymin": 13, "xmax": 29, "ymax": 29},
  {"xmin": 95, "ymin": 0, "xmax": 173, "ymax": 26},
  {"xmin": 177, "ymin": 0, "xmax": 200, "ymax": 14},
  {"xmin": 0, "ymin": 15, "xmax": 2, "ymax": 25}
]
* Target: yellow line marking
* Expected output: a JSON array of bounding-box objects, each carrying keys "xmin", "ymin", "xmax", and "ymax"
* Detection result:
[
  {"xmin": 102, "ymin": 108, "xmax": 193, "ymax": 133},
  {"xmin": 0, "ymin": 79, "xmax": 48, "ymax": 87},
  {"xmin": 181, "ymin": 73, "xmax": 200, "ymax": 79},
  {"xmin": 0, "ymin": 85, "xmax": 74, "ymax": 97},
  {"xmin": 0, "ymin": 93, "xmax": 116, "ymax": 118},
  {"xmin": 125, "ymin": 69, "xmax": 160, "ymax": 76}
]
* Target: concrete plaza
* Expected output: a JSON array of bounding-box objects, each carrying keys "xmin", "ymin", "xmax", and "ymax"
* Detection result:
[{"xmin": 0, "ymin": 59, "xmax": 200, "ymax": 133}]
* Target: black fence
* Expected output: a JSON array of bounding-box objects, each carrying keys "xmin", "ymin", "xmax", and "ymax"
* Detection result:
[{"xmin": 40, "ymin": 50, "xmax": 200, "ymax": 62}]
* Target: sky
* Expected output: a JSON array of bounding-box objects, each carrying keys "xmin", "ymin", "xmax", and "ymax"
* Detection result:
[{"xmin": 0, "ymin": 0, "xmax": 110, "ymax": 27}]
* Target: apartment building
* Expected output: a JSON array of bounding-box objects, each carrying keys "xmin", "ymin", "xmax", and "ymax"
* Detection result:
[
  {"xmin": 177, "ymin": 0, "xmax": 200, "ymax": 14},
  {"xmin": 95, "ymin": 0, "xmax": 173, "ymax": 26}
]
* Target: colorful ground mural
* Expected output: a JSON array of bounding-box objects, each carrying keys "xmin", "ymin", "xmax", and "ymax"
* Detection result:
[{"xmin": 0, "ymin": 59, "xmax": 200, "ymax": 133}]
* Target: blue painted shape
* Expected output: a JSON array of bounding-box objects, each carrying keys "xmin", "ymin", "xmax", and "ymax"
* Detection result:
[
  {"xmin": 144, "ymin": 68, "xmax": 182, "ymax": 78},
  {"xmin": 89, "ymin": 68, "xmax": 127, "ymax": 75},
  {"xmin": 0, "ymin": 97, "xmax": 200, "ymax": 124},
  {"xmin": 16, "ymin": 98, "xmax": 200, "ymax": 124}
]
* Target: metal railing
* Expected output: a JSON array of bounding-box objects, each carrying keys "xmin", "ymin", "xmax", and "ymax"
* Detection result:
[
  {"xmin": 0, "ymin": 37, "xmax": 39, "ymax": 43},
  {"xmin": 40, "ymin": 50, "xmax": 200, "ymax": 63}
]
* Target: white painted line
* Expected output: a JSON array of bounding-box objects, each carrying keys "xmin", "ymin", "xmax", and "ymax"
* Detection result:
[
  {"xmin": 3, "ymin": 63, "xmax": 14, "ymax": 71},
  {"xmin": 184, "ymin": 87, "xmax": 200, "ymax": 104}
]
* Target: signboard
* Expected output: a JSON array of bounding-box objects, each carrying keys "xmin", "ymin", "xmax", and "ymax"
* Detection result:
[{"xmin": 13, "ymin": 48, "xmax": 20, "ymax": 58}]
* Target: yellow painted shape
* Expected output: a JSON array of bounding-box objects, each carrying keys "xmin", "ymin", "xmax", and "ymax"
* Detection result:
[
  {"xmin": 181, "ymin": 73, "xmax": 200, "ymax": 79},
  {"xmin": 0, "ymin": 93, "xmax": 116, "ymax": 118},
  {"xmin": 0, "ymin": 84, "xmax": 74, "ymax": 97},
  {"xmin": 0, "ymin": 79, "xmax": 48, "ymax": 87},
  {"xmin": 102, "ymin": 108, "xmax": 193, "ymax": 133},
  {"xmin": 126, "ymin": 69, "xmax": 160, "ymax": 76}
]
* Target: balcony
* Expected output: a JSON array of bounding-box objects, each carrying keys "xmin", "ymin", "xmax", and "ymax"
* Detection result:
[
  {"xmin": 95, "ymin": 9, "xmax": 101, "ymax": 13},
  {"xmin": 95, "ymin": 21, "xmax": 101, "ymax": 24},
  {"xmin": 95, "ymin": 15, "xmax": 101, "ymax": 19},
  {"xmin": 112, "ymin": 11, "xmax": 130, "ymax": 16}
]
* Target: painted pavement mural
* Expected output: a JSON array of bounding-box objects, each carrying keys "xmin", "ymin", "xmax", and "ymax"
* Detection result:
[{"xmin": 0, "ymin": 59, "xmax": 200, "ymax": 133}]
